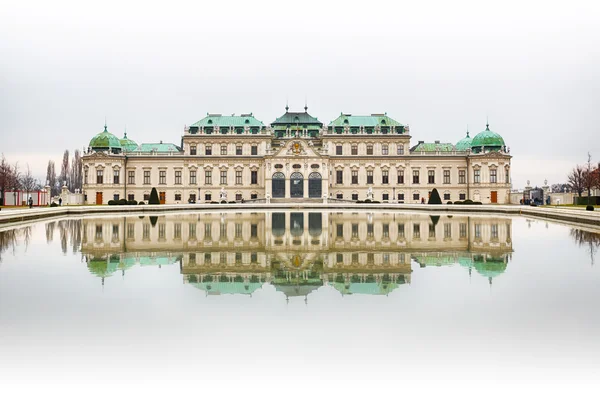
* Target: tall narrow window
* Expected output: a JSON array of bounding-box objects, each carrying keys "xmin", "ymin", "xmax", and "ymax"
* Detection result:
[
  {"xmin": 205, "ymin": 170, "xmax": 212, "ymax": 185},
  {"xmin": 251, "ymin": 170, "xmax": 258, "ymax": 185},
  {"xmin": 175, "ymin": 170, "xmax": 182, "ymax": 185},
  {"xmin": 84, "ymin": 168, "xmax": 88, "ymax": 185},
  {"xmin": 351, "ymin": 145, "xmax": 358, "ymax": 155},
  {"xmin": 412, "ymin": 170, "xmax": 419, "ymax": 184},
  {"xmin": 128, "ymin": 170, "xmax": 135, "ymax": 184},
  {"xmin": 220, "ymin": 170, "xmax": 227, "ymax": 185},
  {"xmin": 367, "ymin": 170, "xmax": 374, "ymax": 184},
  {"xmin": 221, "ymin": 145, "xmax": 227, "ymax": 155},
  {"xmin": 490, "ymin": 169, "xmax": 497, "ymax": 183},
  {"xmin": 236, "ymin": 145, "xmax": 242, "ymax": 155},
  {"xmin": 236, "ymin": 170, "xmax": 242, "ymax": 185},
  {"xmin": 459, "ymin": 170, "xmax": 466, "ymax": 184},
  {"xmin": 96, "ymin": 169, "xmax": 103, "ymax": 184},
  {"xmin": 398, "ymin": 170, "xmax": 404, "ymax": 184},
  {"xmin": 474, "ymin": 169, "xmax": 480, "ymax": 183},
  {"xmin": 144, "ymin": 170, "xmax": 150, "ymax": 185},
  {"xmin": 505, "ymin": 168, "xmax": 510, "ymax": 184},
  {"xmin": 205, "ymin": 145, "xmax": 212, "ymax": 155},
  {"xmin": 382, "ymin": 144, "xmax": 389, "ymax": 155},
  {"xmin": 113, "ymin": 169, "xmax": 120, "ymax": 184},
  {"xmin": 336, "ymin": 170, "xmax": 343, "ymax": 184},
  {"xmin": 351, "ymin": 170, "xmax": 358, "ymax": 184},
  {"xmin": 366, "ymin": 145, "xmax": 373, "ymax": 155},
  {"xmin": 382, "ymin": 170, "xmax": 389, "ymax": 184},
  {"xmin": 190, "ymin": 170, "xmax": 197, "ymax": 185},
  {"xmin": 159, "ymin": 171, "xmax": 166, "ymax": 185},
  {"xmin": 397, "ymin": 144, "xmax": 405, "ymax": 155},
  {"xmin": 428, "ymin": 170, "xmax": 435, "ymax": 184},
  {"xmin": 190, "ymin": 145, "xmax": 197, "ymax": 155},
  {"xmin": 443, "ymin": 170, "xmax": 450, "ymax": 184},
  {"xmin": 336, "ymin": 145, "xmax": 342, "ymax": 155},
  {"xmin": 251, "ymin": 145, "xmax": 258, "ymax": 155}
]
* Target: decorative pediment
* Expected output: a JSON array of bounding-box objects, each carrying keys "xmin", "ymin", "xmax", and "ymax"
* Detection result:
[
  {"xmin": 272, "ymin": 140, "xmax": 322, "ymax": 158},
  {"xmin": 481, "ymin": 151, "xmax": 510, "ymax": 159}
]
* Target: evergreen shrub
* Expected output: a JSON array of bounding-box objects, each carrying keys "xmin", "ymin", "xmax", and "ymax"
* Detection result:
[
  {"xmin": 148, "ymin": 188, "xmax": 160, "ymax": 205},
  {"xmin": 428, "ymin": 188, "xmax": 442, "ymax": 204}
]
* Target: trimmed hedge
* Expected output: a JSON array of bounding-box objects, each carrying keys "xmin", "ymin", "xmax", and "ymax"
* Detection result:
[
  {"xmin": 586, "ymin": 205, "xmax": 595, "ymax": 211},
  {"xmin": 138, "ymin": 201, "xmax": 145, "ymax": 205},
  {"xmin": 428, "ymin": 188, "xmax": 442, "ymax": 204},
  {"xmin": 447, "ymin": 201, "xmax": 453, "ymax": 205},
  {"xmin": 50, "ymin": 202, "xmax": 58, "ymax": 207}
]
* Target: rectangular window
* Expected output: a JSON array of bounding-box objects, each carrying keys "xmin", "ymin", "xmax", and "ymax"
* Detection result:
[
  {"xmin": 251, "ymin": 224, "xmax": 258, "ymax": 238},
  {"xmin": 236, "ymin": 170, "xmax": 242, "ymax": 185},
  {"xmin": 397, "ymin": 144, "xmax": 404, "ymax": 155},
  {"xmin": 190, "ymin": 170, "xmax": 197, "ymax": 185},
  {"xmin": 412, "ymin": 170, "xmax": 419, "ymax": 184},
  {"xmin": 236, "ymin": 145, "xmax": 242, "ymax": 155},
  {"xmin": 127, "ymin": 223, "xmax": 135, "ymax": 239},
  {"xmin": 143, "ymin": 194, "xmax": 150, "ymax": 201},
  {"xmin": 491, "ymin": 224, "xmax": 499, "ymax": 240},
  {"xmin": 144, "ymin": 170, "xmax": 150, "ymax": 184},
  {"xmin": 336, "ymin": 170, "xmax": 343, "ymax": 184},
  {"xmin": 382, "ymin": 144, "xmax": 389, "ymax": 155},
  {"xmin": 382, "ymin": 193, "xmax": 389, "ymax": 201},
  {"xmin": 413, "ymin": 223, "xmax": 420, "ymax": 239},
  {"xmin": 336, "ymin": 145, "xmax": 342, "ymax": 155},
  {"xmin": 398, "ymin": 170, "xmax": 404, "ymax": 184},
  {"xmin": 428, "ymin": 170, "xmax": 435, "ymax": 184},
  {"xmin": 351, "ymin": 170, "xmax": 358, "ymax": 184},
  {"xmin": 336, "ymin": 224, "xmax": 343, "ymax": 238},
  {"xmin": 205, "ymin": 170, "xmax": 212, "ymax": 185},
  {"xmin": 352, "ymin": 193, "xmax": 358, "ymax": 201},
  {"xmin": 205, "ymin": 194, "xmax": 212, "ymax": 201},
  {"xmin": 383, "ymin": 224, "xmax": 389, "ymax": 238},
  {"xmin": 189, "ymin": 223, "xmax": 196, "ymax": 239},
  {"xmin": 367, "ymin": 170, "xmax": 373, "ymax": 184},
  {"xmin": 96, "ymin": 169, "xmax": 104, "ymax": 184},
  {"xmin": 398, "ymin": 193, "xmax": 404, "ymax": 201},
  {"xmin": 351, "ymin": 224, "xmax": 359, "ymax": 238},
  {"xmin": 158, "ymin": 224, "xmax": 166, "ymax": 240},
  {"xmin": 175, "ymin": 170, "xmax": 182, "ymax": 185},
  {"xmin": 113, "ymin": 169, "xmax": 120, "ymax": 185},
  {"xmin": 250, "ymin": 193, "xmax": 257, "ymax": 200},
  {"xmin": 505, "ymin": 168, "xmax": 510, "ymax": 183},
  {"xmin": 113, "ymin": 194, "xmax": 119, "ymax": 201},
  {"xmin": 205, "ymin": 145, "xmax": 212, "ymax": 155},
  {"xmin": 444, "ymin": 223, "xmax": 452, "ymax": 239},
  {"xmin": 459, "ymin": 193, "xmax": 466, "ymax": 200},
  {"xmin": 251, "ymin": 170, "xmax": 258, "ymax": 185},
  {"xmin": 221, "ymin": 145, "xmax": 227, "ymax": 155},
  {"xmin": 366, "ymin": 145, "xmax": 373, "ymax": 155},
  {"xmin": 413, "ymin": 193, "xmax": 420, "ymax": 201},
  {"xmin": 251, "ymin": 145, "xmax": 258, "ymax": 155},
  {"xmin": 84, "ymin": 169, "xmax": 88, "ymax": 185},
  {"xmin": 474, "ymin": 224, "xmax": 481, "ymax": 239},
  {"xmin": 459, "ymin": 170, "xmax": 466, "ymax": 184},
  {"xmin": 443, "ymin": 170, "xmax": 450, "ymax": 184},
  {"xmin": 490, "ymin": 169, "xmax": 497, "ymax": 183},
  {"xmin": 175, "ymin": 194, "xmax": 182, "ymax": 201},
  {"xmin": 351, "ymin": 145, "xmax": 358, "ymax": 155},
  {"xmin": 235, "ymin": 193, "xmax": 242, "ymax": 201},
  {"xmin": 159, "ymin": 171, "xmax": 166, "ymax": 185},
  {"xmin": 128, "ymin": 194, "xmax": 134, "ymax": 201},
  {"xmin": 398, "ymin": 223, "xmax": 405, "ymax": 238},
  {"xmin": 474, "ymin": 169, "xmax": 480, "ymax": 183},
  {"xmin": 382, "ymin": 170, "xmax": 389, "ymax": 184},
  {"xmin": 220, "ymin": 170, "xmax": 227, "ymax": 185},
  {"xmin": 459, "ymin": 223, "xmax": 467, "ymax": 238},
  {"xmin": 128, "ymin": 171, "xmax": 135, "ymax": 184},
  {"xmin": 443, "ymin": 193, "xmax": 450, "ymax": 200},
  {"xmin": 190, "ymin": 145, "xmax": 197, "ymax": 155}
]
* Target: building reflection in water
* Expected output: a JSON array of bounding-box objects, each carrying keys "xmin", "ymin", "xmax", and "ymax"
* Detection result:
[{"xmin": 78, "ymin": 212, "xmax": 513, "ymax": 298}]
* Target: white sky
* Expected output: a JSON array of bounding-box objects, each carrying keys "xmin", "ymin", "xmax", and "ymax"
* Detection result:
[{"xmin": 1, "ymin": 0, "xmax": 599, "ymax": 188}]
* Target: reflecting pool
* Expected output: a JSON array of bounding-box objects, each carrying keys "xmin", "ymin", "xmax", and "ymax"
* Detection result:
[{"xmin": 1, "ymin": 211, "xmax": 599, "ymax": 389}]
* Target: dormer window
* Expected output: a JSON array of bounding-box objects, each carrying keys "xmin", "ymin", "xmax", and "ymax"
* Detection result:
[
  {"xmin": 244, "ymin": 119, "xmax": 250, "ymax": 124},
  {"xmin": 207, "ymin": 119, "xmax": 213, "ymax": 125},
  {"xmin": 343, "ymin": 119, "xmax": 349, "ymax": 125}
]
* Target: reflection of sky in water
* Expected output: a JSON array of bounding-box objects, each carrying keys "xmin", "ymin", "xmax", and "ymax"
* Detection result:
[{"xmin": 0, "ymin": 212, "xmax": 599, "ymax": 389}]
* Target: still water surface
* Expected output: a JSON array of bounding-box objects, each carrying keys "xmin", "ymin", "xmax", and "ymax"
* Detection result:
[{"xmin": 1, "ymin": 211, "xmax": 599, "ymax": 389}]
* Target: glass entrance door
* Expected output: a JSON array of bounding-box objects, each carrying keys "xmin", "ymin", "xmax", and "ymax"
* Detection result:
[
  {"xmin": 272, "ymin": 172, "xmax": 285, "ymax": 198},
  {"xmin": 308, "ymin": 172, "xmax": 322, "ymax": 198},
  {"xmin": 290, "ymin": 172, "xmax": 304, "ymax": 198}
]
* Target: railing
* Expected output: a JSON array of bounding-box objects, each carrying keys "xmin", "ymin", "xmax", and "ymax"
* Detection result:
[
  {"xmin": 327, "ymin": 198, "xmax": 355, "ymax": 204},
  {"xmin": 241, "ymin": 198, "xmax": 267, "ymax": 204}
]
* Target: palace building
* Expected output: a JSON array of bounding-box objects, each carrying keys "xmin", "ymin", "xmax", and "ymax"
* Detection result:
[{"xmin": 82, "ymin": 107, "xmax": 512, "ymax": 204}]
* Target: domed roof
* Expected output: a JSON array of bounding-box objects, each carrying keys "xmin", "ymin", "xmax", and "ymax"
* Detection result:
[
  {"xmin": 471, "ymin": 123, "xmax": 505, "ymax": 149},
  {"xmin": 455, "ymin": 131, "xmax": 473, "ymax": 151},
  {"xmin": 89, "ymin": 125, "xmax": 122, "ymax": 150},
  {"xmin": 119, "ymin": 132, "xmax": 138, "ymax": 152}
]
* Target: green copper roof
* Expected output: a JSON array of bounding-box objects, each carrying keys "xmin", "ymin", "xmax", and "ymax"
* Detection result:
[
  {"xmin": 89, "ymin": 125, "xmax": 122, "ymax": 150},
  {"xmin": 410, "ymin": 141, "xmax": 455, "ymax": 152},
  {"xmin": 471, "ymin": 124, "xmax": 505, "ymax": 148},
  {"xmin": 191, "ymin": 114, "xmax": 264, "ymax": 128},
  {"xmin": 119, "ymin": 132, "xmax": 138, "ymax": 152},
  {"xmin": 455, "ymin": 131, "xmax": 472, "ymax": 151},
  {"xmin": 473, "ymin": 259, "xmax": 507, "ymax": 279},
  {"xmin": 136, "ymin": 143, "xmax": 182, "ymax": 153},
  {"xmin": 328, "ymin": 113, "xmax": 403, "ymax": 127},
  {"xmin": 271, "ymin": 111, "xmax": 322, "ymax": 126}
]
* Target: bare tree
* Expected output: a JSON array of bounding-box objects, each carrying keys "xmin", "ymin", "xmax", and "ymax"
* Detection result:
[
  {"xmin": 70, "ymin": 149, "xmax": 82, "ymax": 192},
  {"xmin": 59, "ymin": 149, "xmax": 70, "ymax": 191},
  {"xmin": 21, "ymin": 164, "xmax": 37, "ymax": 202},
  {"xmin": 583, "ymin": 152, "xmax": 595, "ymax": 204},
  {"xmin": 567, "ymin": 165, "xmax": 586, "ymax": 198}
]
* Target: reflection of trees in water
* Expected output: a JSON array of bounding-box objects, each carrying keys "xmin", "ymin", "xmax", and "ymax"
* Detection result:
[
  {"xmin": 0, "ymin": 227, "xmax": 32, "ymax": 263},
  {"xmin": 570, "ymin": 228, "xmax": 600, "ymax": 265},
  {"xmin": 45, "ymin": 220, "xmax": 82, "ymax": 255}
]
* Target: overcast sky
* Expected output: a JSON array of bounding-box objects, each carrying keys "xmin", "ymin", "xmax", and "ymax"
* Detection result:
[{"xmin": 1, "ymin": 0, "xmax": 599, "ymax": 188}]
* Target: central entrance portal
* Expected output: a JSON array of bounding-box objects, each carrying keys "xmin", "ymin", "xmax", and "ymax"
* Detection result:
[
  {"xmin": 272, "ymin": 172, "xmax": 285, "ymax": 198},
  {"xmin": 290, "ymin": 172, "xmax": 304, "ymax": 198}
]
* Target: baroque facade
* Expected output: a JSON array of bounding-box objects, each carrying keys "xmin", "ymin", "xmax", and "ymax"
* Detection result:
[{"xmin": 82, "ymin": 107, "xmax": 512, "ymax": 204}]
